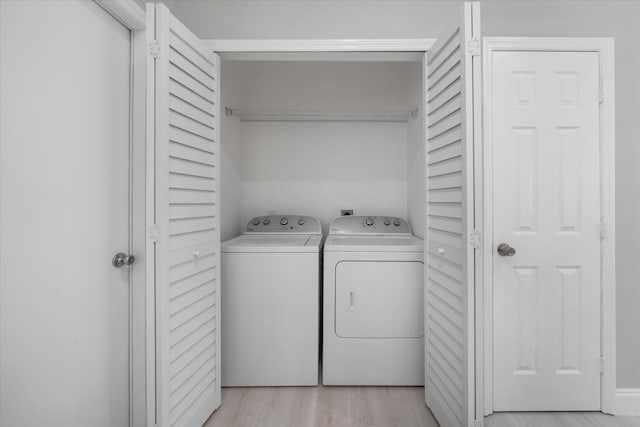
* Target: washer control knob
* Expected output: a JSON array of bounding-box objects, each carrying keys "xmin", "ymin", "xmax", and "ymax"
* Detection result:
[
  {"xmin": 280, "ymin": 217, "xmax": 289, "ymax": 226},
  {"xmin": 263, "ymin": 218, "xmax": 271, "ymax": 225},
  {"xmin": 298, "ymin": 218, "xmax": 305, "ymax": 226},
  {"xmin": 393, "ymin": 219, "xmax": 401, "ymax": 226},
  {"xmin": 252, "ymin": 218, "xmax": 260, "ymax": 226},
  {"xmin": 383, "ymin": 218, "xmax": 391, "ymax": 226},
  {"xmin": 365, "ymin": 217, "xmax": 374, "ymax": 226}
]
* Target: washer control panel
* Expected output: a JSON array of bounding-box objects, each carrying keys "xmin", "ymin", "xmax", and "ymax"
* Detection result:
[
  {"xmin": 329, "ymin": 216, "xmax": 412, "ymax": 235},
  {"xmin": 245, "ymin": 215, "xmax": 321, "ymax": 235}
]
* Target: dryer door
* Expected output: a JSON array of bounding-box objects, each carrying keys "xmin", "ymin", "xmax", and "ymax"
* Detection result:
[{"xmin": 335, "ymin": 261, "xmax": 424, "ymax": 338}]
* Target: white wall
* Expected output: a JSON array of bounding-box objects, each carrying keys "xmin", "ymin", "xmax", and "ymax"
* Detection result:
[
  {"xmin": 221, "ymin": 60, "xmax": 421, "ymax": 234},
  {"xmin": 482, "ymin": 0, "xmax": 640, "ymax": 389},
  {"xmin": 240, "ymin": 121, "xmax": 408, "ymax": 232},
  {"xmin": 220, "ymin": 61, "xmax": 243, "ymax": 241},
  {"xmin": 406, "ymin": 60, "xmax": 426, "ymax": 238},
  {"xmin": 169, "ymin": 0, "xmax": 460, "ymax": 40}
]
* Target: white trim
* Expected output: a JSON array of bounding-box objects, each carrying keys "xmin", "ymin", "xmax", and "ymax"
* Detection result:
[
  {"xmin": 203, "ymin": 38, "xmax": 435, "ymax": 53},
  {"xmin": 615, "ymin": 389, "xmax": 640, "ymax": 416},
  {"xmin": 94, "ymin": 0, "xmax": 145, "ymax": 30},
  {"xmin": 219, "ymin": 51, "xmax": 424, "ymax": 62},
  {"xmin": 213, "ymin": 52, "xmax": 223, "ymax": 413},
  {"xmin": 422, "ymin": 51, "xmax": 430, "ymax": 410},
  {"xmin": 470, "ymin": 2, "xmax": 484, "ymax": 424},
  {"xmin": 461, "ymin": 6, "xmax": 477, "ymax": 426},
  {"xmin": 130, "ymin": 21, "xmax": 148, "ymax": 427},
  {"xmin": 480, "ymin": 37, "xmax": 616, "ymax": 416},
  {"xmin": 92, "ymin": 1, "xmax": 148, "ymax": 425},
  {"xmin": 144, "ymin": 5, "xmax": 156, "ymax": 427}
]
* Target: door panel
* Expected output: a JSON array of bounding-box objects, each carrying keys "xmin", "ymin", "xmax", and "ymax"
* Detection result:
[
  {"xmin": 0, "ymin": 1, "xmax": 130, "ymax": 425},
  {"xmin": 149, "ymin": 4, "xmax": 221, "ymax": 426},
  {"xmin": 335, "ymin": 261, "xmax": 424, "ymax": 338},
  {"xmin": 492, "ymin": 51, "xmax": 601, "ymax": 411},
  {"xmin": 425, "ymin": 3, "xmax": 477, "ymax": 427}
]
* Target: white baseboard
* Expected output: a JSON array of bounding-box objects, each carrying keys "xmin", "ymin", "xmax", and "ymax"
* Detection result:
[{"xmin": 615, "ymin": 388, "xmax": 640, "ymax": 416}]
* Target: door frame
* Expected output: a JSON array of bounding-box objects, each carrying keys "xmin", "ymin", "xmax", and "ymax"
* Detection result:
[
  {"xmin": 479, "ymin": 37, "xmax": 616, "ymax": 415},
  {"xmin": 92, "ymin": 2, "xmax": 147, "ymax": 426}
]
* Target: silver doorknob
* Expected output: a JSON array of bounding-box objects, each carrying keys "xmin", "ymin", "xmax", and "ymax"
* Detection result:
[
  {"xmin": 497, "ymin": 243, "xmax": 516, "ymax": 257},
  {"xmin": 112, "ymin": 252, "xmax": 136, "ymax": 268}
]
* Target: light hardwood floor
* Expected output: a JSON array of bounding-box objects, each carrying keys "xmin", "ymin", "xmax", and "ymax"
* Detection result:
[
  {"xmin": 205, "ymin": 387, "xmax": 640, "ymax": 427},
  {"xmin": 485, "ymin": 412, "xmax": 640, "ymax": 427},
  {"xmin": 204, "ymin": 386, "xmax": 437, "ymax": 427}
]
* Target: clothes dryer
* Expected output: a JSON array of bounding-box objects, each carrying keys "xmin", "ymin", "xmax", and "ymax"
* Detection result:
[{"xmin": 322, "ymin": 215, "xmax": 424, "ymax": 385}]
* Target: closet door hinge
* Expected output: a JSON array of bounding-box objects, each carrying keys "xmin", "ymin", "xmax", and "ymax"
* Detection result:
[
  {"xmin": 467, "ymin": 37, "xmax": 480, "ymax": 56},
  {"xmin": 148, "ymin": 223, "xmax": 160, "ymax": 242},
  {"xmin": 600, "ymin": 221, "xmax": 607, "ymax": 239},
  {"xmin": 149, "ymin": 41, "xmax": 160, "ymax": 59},
  {"xmin": 600, "ymin": 356, "xmax": 605, "ymax": 375},
  {"xmin": 469, "ymin": 229, "xmax": 482, "ymax": 249}
]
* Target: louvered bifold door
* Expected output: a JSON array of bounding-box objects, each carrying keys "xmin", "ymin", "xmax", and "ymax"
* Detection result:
[
  {"xmin": 425, "ymin": 3, "xmax": 478, "ymax": 427},
  {"xmin": 149, "ymin": 4, "xmax": 221, "ymax": 426}
]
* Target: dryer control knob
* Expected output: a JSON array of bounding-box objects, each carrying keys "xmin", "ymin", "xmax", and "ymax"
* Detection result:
[
  {"xmin": 298, "ymin": 219, "xmax": 306, "ymax": 226},
  {"xmin": 263, "ymin": 218, "xmax": 271, "ymax": 225},
  {"xmin": 384, "ymin": 218, "xmax": 391, "ymax": 226},
  {"xmin": 365, "ymin": 217, "xmax": 374, "ymax": 226},
  {"xmin": 280, "ymin": 217, "xmax": 289, "ymax": 226},
  {"xmin": 252, "ymin": 218, "xmax": 260, "ymax": 226},
  {"xmin": 394, "ymin": 219, "xmax": 401, "ymax": 226}
]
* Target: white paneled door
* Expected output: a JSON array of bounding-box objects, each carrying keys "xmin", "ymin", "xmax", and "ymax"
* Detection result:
[
  {"xmin": 148, "ymin": 4, "xmax": 221, "ymax": 426},
  {"xmin": 492, "ymin": 51, "xmax": 601, "ymax": 411},
  {"xmin": 425, "ymin": 3, "xmax": 479, "ymax": 427},
  {"xmin": 0, "ymin": 1, "xmax": 131, "ymax": 426}
]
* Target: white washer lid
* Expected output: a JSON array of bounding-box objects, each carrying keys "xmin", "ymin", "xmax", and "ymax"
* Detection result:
[
  {"xmin": 222, "ymin": 235, "xmax": 322, "ymax": 253},
  {"xmin": 324, "ymin": 235, "xmax": 424, "ymax": 252}
]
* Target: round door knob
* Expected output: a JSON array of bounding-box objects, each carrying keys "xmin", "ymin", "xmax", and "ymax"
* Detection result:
[
  {"xmin": 112, "ymin": 252, "xmax": 135, "ymax": 268},
  {"xmin": 384, "ymin": 218, "xmax": 391, "ymax": 226},
  {"xmin": 393, "ymin": 219, "xmax": 401, "ymax": 226},
  {"xmin": 298, "ymin": 219, "xmax": 305, "ymax": 225},
  {"xmin": 252, "ymin": 218, "xmax": 260, "ymax": 225},
  {"xmin": 280, "ymin": 217, "xmax": 289, "ymax": 226},
  {"xmin": 365, "ymin": 217, "xmax": 374, "ymax": 226},
  {"xmin": 497, "ymin": 243, "xmax": 516, "ymax": 257},
  {"xmin": 263, "ymin": 218, "xmax": 270, "ymax": 225}
]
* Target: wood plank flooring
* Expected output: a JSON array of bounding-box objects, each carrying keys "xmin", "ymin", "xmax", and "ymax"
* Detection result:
[
  {"xmin": 205, "ymin": 387, "xmax": 640, "ymax": 427},
  {"xmin": 485, "ymin": 412, "xmax": 640, "ymax": 427},
  {"xmin": 204, "ymin": 386, "xmax": 437, "ymax": 427}
]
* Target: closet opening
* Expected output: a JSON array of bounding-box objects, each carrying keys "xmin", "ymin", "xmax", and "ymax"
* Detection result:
[
  {"xmin": 217, "ymin": 54, "xmax": 426, "ymax": 379},
  {"xmin": 218, "ymin": 54, "xmax": 426, "ymax": 241}
]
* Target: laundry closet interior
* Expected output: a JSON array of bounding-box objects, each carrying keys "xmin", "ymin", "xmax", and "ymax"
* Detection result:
[
  {"xmin": 218, "ymin": 58, "xmax": 426, "ymax": 241},
  {"xmin": 216, "ymin": 55, "xmax": 428, "ymax": 386}
]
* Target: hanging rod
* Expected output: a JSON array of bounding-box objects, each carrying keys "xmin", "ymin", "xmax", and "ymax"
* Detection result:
[{"xmin": 225, "ymin": 107, "xmax": 418, "ymax": 123}]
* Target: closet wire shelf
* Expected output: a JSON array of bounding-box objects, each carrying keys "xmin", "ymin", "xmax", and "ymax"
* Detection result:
[{"xmin": 225, "ymin": 107, "xmax": 418, "ymax": 123}]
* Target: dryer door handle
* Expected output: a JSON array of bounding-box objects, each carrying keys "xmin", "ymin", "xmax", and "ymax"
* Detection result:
[{"xmin": 349, "ymin": 290, "xmax": 355, "ymax": 311}]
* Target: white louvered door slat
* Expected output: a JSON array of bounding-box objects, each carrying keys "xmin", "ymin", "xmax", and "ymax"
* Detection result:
[
  {"xmin": 425, "ymin": 3, "xmax": 478, "ymax": 427},
  {"xmin": 150, "ymin": 4, "xmax": 221, "ymax": 426}
]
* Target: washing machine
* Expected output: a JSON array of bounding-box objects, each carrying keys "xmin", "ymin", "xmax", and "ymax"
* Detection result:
[
  {"xmin": 322, "ymin": 215, "xmax": 424, "ymax": 385},
  {"xmin": 221, "ymin": 215, "xmax": 322, "ymax": 386}
]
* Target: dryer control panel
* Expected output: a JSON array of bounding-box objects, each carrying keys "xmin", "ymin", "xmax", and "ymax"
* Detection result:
[
  {"xmin": 245, "ymin": 215, "xmax": 321, "ymax": 235},
  {"xmin": 329, "ymin": 216, "xmax": 412, "ymax": 236}
]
